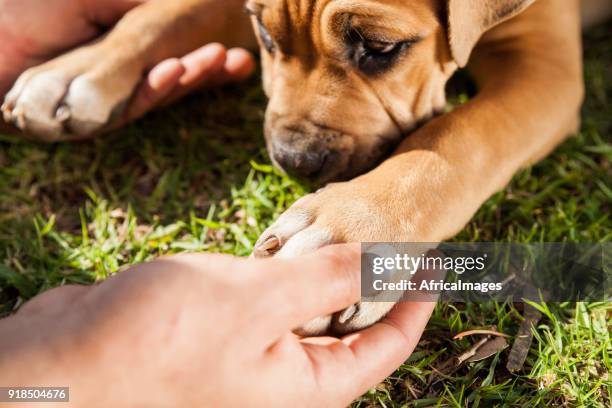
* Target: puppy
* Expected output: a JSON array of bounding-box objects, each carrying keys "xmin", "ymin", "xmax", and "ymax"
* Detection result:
[{"xmin": 2, "ymin": 0, "xmax": 609, "ymax": 335}]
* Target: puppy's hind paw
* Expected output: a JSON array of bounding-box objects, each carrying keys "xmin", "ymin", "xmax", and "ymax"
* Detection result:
[{"xmin": 3, "ymin": 45, "xmax": 141, "ymax": 141}]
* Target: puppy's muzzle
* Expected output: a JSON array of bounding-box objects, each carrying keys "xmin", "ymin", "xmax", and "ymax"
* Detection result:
[
  {"xmin": 271, "ymin": 143, "xmax": 329, "ymax": 178},
  {"xmin": 267, "ymin": 121, "xmax": 354, "ymax": 183}
]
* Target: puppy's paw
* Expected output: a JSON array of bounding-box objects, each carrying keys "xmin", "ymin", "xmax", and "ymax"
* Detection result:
[
  {"xmin": 253, "ymin": 181, "xmax": 391, "ymax": 257},
  {"xmin": 253, "ymin": 180, "xmax": 408, "ymax": 336},
  {"xmin": 292, "ymin": 302, "xmax": 398, "ymax": 337},
  {"xmin": 1, "ymin": 44, "xmax": 142, "ymax": 141},
  {"xmin": 331, "ymin": 301, "xmax": 398, "ymax": 335}
]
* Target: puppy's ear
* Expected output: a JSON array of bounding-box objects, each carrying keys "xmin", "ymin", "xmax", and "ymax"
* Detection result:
[{"xmin": 446, "ymin": 0, "xmax": 535, "ymax": 67}]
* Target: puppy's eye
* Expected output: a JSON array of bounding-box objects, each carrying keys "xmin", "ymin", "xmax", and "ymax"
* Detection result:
[
  {"xmin": 257, "ymin": 20, "xmax": 276, "ymax": 54},
  {"xmin": 347, "ymin": 29, "xmax": 415, "ymax": 75},
  {"xmin": 363, "ymin": 39, "xmax": 399, "ymax": 55}
]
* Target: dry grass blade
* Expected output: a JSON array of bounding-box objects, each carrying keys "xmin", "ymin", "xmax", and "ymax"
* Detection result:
[{"xmin": 453, "ymin": 329, "xmax": 510, "ymax": 340}]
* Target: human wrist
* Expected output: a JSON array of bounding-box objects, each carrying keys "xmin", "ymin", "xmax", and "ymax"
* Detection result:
[{"xmin": 0, "ymin": 304, "xmax": 99, "ymax": 405}]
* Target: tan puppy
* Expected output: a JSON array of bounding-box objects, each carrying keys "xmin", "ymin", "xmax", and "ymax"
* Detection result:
[
  {"xmin": 1, "ymin": 0, "xmax": 608, "ymax": 334},
  {"xmin": 250, "ymin": 0, "xmax": 451, "ymax": 182}
]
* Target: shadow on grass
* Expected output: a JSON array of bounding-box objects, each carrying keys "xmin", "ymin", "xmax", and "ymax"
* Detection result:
[
  {"xmin": 0, "ymin": 66, "xmax": 314, "ymax": 313},
  {"xmin": 1, "ymin": 76, "xmax": 267, "ymax": 224}
]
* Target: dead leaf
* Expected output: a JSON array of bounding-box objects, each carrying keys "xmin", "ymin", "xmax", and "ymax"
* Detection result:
[
  {"xmin": 456, "ymin": 336, "xmax": 489, "ymax": 365},
  {"xmin": 466, "ymin": 336, "xmax": 509, "ymax": 362},
  {"xmin": 507, "ymin": 302, "xmax": 542, "ymax": 372}
]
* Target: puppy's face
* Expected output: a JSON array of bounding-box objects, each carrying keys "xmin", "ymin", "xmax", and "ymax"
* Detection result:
[{"xmin": 247, "ymin": 0, "xmax": 456, "ymax": 183}]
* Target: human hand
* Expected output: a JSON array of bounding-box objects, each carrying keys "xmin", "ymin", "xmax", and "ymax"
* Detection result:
[
  {"xmin": 252, "ymin": 160, "xmax": 450, "ymax": 334},
  {"xmin": 0, "ymin": 244, "xmax": 435, "ymax": 407},
  {"xmin": 0, "ymin": 0, "xmax": 255, "ymax": 140},
  {"xmin": 114, "ymin": 43, "xmax": 255, "ymax": 128},
  {"xmin": 1, "ymin": 43, "xmax": 255, "ymax": 140}
]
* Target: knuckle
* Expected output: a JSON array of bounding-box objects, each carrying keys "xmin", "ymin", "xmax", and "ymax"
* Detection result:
[
  {"xmin": 276, "ymin": 208, "xmax": 315, "ymax": 231},
  {"xmin": 282, "ymin": 202, "xmax": 313, "ymax": 219},
  {"xmin": 320, "ymin": 249, "xmax": 360, "ymax": 302},
  {"xmin": 292, "ymin": 193, "xmax": 316, "ymax": 207}
]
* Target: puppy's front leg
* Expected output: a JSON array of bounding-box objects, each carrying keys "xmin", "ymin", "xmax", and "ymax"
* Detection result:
[
  {"xmin": 255, "ymin": 0, "xmax": 584, "ymax": 335},
  {"xmin": 390, "ymin": 0, "xmax": 584, "ymax": 234},
  {"xmin": 2, "ymin": 0, "xmax": 255, "ymax": 140}
]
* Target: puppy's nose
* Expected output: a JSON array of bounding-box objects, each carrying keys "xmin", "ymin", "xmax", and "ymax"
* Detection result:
[{"xmin": 271, "ymin": 145, "xmax": 327, "ymax": 178}]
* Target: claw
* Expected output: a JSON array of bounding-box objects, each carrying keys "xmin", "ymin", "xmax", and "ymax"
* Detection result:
[
  {"xmin": 1, "ymin": 101, "xmax": 13, "ymax": 122},
  {"xmin": 55, "ymin": 105, "xmax": 71, "ymax": 123},
  {"xmin": 253, "ymin": 235, "xmax": 281, "ymax": 258},
  {"xmin": 336, "ymin": 304, "xmax": 358, "ymax": 324}
]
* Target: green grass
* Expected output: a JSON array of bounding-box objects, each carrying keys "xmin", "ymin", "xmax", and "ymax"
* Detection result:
[{"xmin": 1, "ymin": 20, "xmax": 611, "ymax": 407}]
